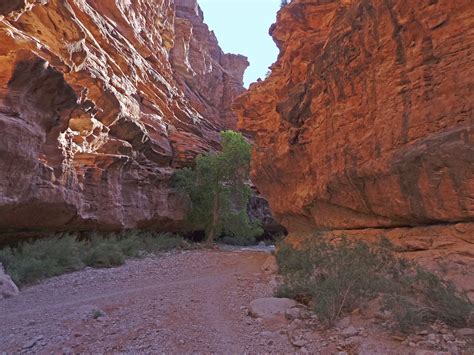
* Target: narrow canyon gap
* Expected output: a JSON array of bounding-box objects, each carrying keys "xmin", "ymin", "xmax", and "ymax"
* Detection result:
[{"xmin": 0, "ymin": 0, "xmax": 473, "ymax": 353}]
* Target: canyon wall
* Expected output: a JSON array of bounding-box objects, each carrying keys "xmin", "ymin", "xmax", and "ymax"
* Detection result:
[
  {"xmin": 0, "ymin": 0, "xmax": 248, "ymax": 232},
  {"xmin": 235, "ymin": 0, "xmax": 473, "ymax": 296}
]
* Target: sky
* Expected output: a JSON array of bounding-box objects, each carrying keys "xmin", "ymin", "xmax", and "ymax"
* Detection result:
[{"xmin": 198, "ymin": 0, "xmax": 281, "ymax": 87}]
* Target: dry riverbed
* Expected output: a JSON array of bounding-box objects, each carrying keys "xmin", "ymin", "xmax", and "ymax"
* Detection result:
[{"xmin": 0, "ymin": 249, "xmax": 472, "ymax": 354}]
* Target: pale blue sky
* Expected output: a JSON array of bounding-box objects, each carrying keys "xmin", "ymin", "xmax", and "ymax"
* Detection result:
[{"xmin": 198, "ymin": 0, "xmax": 281, "ymax": 87}]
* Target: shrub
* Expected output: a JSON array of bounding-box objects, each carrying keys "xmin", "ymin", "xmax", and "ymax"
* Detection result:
[
  {"xmin": 116, "ymin": 231, "xmax": 186, "ymax": 254},
  {"xmin": 140, "ymin": 232, "xmax": 186, "ymax": 252},
  {"xmin": 0, "ymin": 231, "xmax": 188, "ymax": 286},
  {"xmin": 275, "ymin": 235, "xmax": 473, "ymax": 330},
  {"xmin": 91, "ymin": 309, "xmax": 105, "ymax": 319},
  {"xmin": 382, "ymin": 268, "xmax": 474, "ymax": 332},
  {"xmin": 0, "ymin": 234, "xmax": 84, "ymax": 286},
  {"xmin": 115, "ymin": 233, "xmax": 144, "ymax": 258},
  {"xmin": 82, "ymin": 239, "xmax": 125, "ymax": 268}
]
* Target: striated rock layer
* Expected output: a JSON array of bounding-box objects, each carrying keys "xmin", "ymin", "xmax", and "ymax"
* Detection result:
[
  {"xmin": 0, "ymin": 0, "xmax": 248, "ymax": 232},
  {"xmin": 235, "ymin": 0, "xmax": 473, "ymax": 295}
]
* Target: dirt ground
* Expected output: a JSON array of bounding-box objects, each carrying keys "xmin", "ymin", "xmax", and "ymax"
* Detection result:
[{"xmin": 0, "ymin": 249, "xmax": 472, "ymax": 354}]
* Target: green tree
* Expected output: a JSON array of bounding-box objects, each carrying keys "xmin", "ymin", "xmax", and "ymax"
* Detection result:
[{"xmin": 175, "ymin": 131, "xmax": 262, "ymax": 244}]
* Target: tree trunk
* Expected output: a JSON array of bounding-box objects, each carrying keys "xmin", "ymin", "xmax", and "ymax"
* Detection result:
[{"xmin": 207, "ymin": 192, "xmax": 220, "ymax": 245}]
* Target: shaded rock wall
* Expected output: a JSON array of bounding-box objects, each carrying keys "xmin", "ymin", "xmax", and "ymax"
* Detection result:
[
  {"xmin": 0, "ymin": 0, "xmax": 248, "ymax": 232},
  {"xmin": 235, "ymin": 0, "xmax": 473, "ymax": 295}
]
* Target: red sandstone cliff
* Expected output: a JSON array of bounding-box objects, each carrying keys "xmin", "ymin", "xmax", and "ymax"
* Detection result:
[
  {"xmin": 172, "ymin": 1, "xmax": 248, "ymax": 131},
  {"xmin": 0, "ymin": 0, "xmax": 248, "ymax": 231},
  {"xmin": 235, "ymin": 0, "xmax": 473, "ymax": 296}
]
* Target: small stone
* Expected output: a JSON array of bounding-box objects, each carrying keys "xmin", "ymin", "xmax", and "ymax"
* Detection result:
[
  {"xmin": 341, "ymin": 326, "xmax": 359, "ymax": 338},
  {"xmin": 442, "ymin": 334, "xmax": 454, "ymax": 342},
  {"xmin": 23, "ymin": 341, "xmax": 37, "ymax": 350},
  {"xmin": 409, "ymin": 342, "xmax": 417, "ymax": 347},
  {"xmin": 456, "ymin": 328, "xmax": 474, "ymax": 337},
  {"xmin": 285, "ymin": 307, "xmax": 301, "ymax": 320},
  {"xmin": 248, "ymin": 297, "xmax": 297, "ymax": 319},
  {"xmin": 336, "ymin": 317, "xmax": 351, "ymax": 328},
  {"xmin": 392, "ymin": 335, "xmax": 405, "ymax": 342},
  {"xmin": 288, "ymin": 319, "xmax": 304, "ymax": 330},
  {"xmin": 290, "ymin": 337, "xmax": 307, "ymax": 348},
  {"xmin": 446, "ymin": 343, "xmax": 460, "ymax": 354},
  {"xmin": 319, "ymin": 343, "xmax": 338, "ymax": 355}
]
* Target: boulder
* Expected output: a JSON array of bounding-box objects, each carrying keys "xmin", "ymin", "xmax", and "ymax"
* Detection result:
[
  {"xmin": 248, "ymin": 297, "xmax": 297, "ymax": 320},
  {"xmin": 0, "ymin": 263, "xmax": 19, "ymax": 299},
  {"xmin": 341, "ymin": 326, "xmax": 359, "ymax": 338}
]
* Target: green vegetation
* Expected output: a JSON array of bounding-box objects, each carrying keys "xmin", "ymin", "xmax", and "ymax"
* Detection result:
[
  {"xmin": 91, "ymin": 309, "xmax": 105, "ymax": 320},
  {"xmin": 0, "ymin": 231, "xmax": 186, "ymax": 287},
  {"xmin": 175, "ymin": 130, "xmax": 262, "ymax": 245},
  {"xmin": 275, "ymin": 235, "xmax": 473, "ymax": 331}
]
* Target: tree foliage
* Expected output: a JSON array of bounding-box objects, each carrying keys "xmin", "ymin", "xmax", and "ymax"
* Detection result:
[{"xmin": 174, "ymin": 131, "xmax": 262, "ymax": 244}]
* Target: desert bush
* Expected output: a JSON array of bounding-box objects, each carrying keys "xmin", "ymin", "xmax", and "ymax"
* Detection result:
[
  {"xmin": 382, "ymin": 268, "xmax": 473, "ymax": 332},
  {"xmin": 82, "ymin": 238, "xmax": 125, "ymax": 268},
  {"xmin": 0, "ymin": 234, "xmax": 84, "ymax": 285},
  {"xmin": 0, "ymin": 231, "xmax": 188, "ymax": 286},
  {"xmin": 116, "ymin": 231, "xmax": 186, "ymax": 254},
  {"xmin": 115, "ymin": 232, "xmax": 145, "ymax": 258},
  {"xmin": 275, "ymin": 235, "xmax": 473, "ymax": 330},
  {"xmin": 141, "ymin": 232, "xmax": 186, "ymax": 252}
]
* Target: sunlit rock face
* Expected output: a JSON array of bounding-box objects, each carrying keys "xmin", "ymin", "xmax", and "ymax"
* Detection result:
[
  {"xmin": 172, "ymin": 0, "xmax": 249, "ymax": 131},
  {"xmin": 235, "ymin": 0, "xmax": 473, "ymax": 295},
  {"xmin": 0, "ymin": 0, "xmax": 247, "ymax": 231}
]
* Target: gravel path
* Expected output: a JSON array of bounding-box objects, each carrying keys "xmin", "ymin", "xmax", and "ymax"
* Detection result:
[
  {"xmin": 1, "ymin": 249, "xmax": 472, "ymax": 354},
  {"xmin": 0, "ymin": 249, "xmax": 296, "ymax": 353}
]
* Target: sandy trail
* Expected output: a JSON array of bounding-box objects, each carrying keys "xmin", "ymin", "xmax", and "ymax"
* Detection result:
[
  {"xmin": 0, "ymin": 249, "xmax": 295, "ymax": 353},
  {"xmin": 3, "ymin": 249, "xmax": 469, "ymax": 354}
]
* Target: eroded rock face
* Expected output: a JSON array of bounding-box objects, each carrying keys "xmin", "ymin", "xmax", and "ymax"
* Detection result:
[
  {"xmin": 172, "ymin": 0, "xmax": 249, "ymax": 131},
  {"xmin": 235, "ymin": 0, "xmax": 473, "ymax": 292},
  {"xmin": 0, "ymin": 0, "xmax": 247, "ymax": 232}
]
